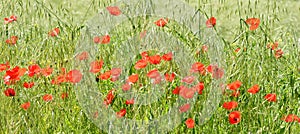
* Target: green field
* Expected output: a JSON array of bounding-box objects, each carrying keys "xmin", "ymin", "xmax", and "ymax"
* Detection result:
[{"xmin": 1, "ymin": 0, "xmax": 300, "ymax": 133}]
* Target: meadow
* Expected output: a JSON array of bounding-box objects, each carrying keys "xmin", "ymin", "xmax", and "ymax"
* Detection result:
[{"xmin": 0, "ymin": 0, "xmax": 300, "ymax": 133}]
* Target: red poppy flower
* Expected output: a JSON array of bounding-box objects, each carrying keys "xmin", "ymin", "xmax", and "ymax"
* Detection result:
[
  {"xmin": 229, "ymin": 111, "xmax": 241, "ymax": 124},
  {"xmin": 61, "ymin": 92, "xmax": 68, "ymax": 99},
  {"xmin": 128, "ymin": 74, "xmax": 139, "ymax": 83},
  {"xmin": 172, "ymin": 86, "xmax": 181, "ymax": 95},
  {"xmin": 4, "ymin": 15, "xmax": 17, "ymax": 24},
  {"xmin": 66, "ymin": 69, "xmax": 83, "ymax": 84},
  {"xmin": 28, "ymin": 64, "xmax": 41, "ymax": 77},
  {"xmin": 94, "ymin": 35, "xmax": 110, "ymax": 44},
  {"xmin": 110, "ymin": 68, "xmax": 122, "ymax": 77},
  {"xmin": 267, "ymin": 42, "xmax": 279, "ymax": 50},
  {"xmin": 206, "ymin": 65, "xmax": 224, "ymax": 79},
  {"xmin": 23, "ymin": 82, "xmax": 34, "ymax": 89},
  {"xmin": 179, "ymin": 86, "xmax": 195, "ymax": 99},
  {"xmin": 122, "ymin": 83, "xmax": 131, "ymax": 91},
  {"xmin": 223, "ymin": 101, "xmax": 238, "ymax": 110},
  {"xmin": 149, "ymin": 55, "xmax": 161, "ymax": 65},
  {"xmin": 191, "ymin": 62, "xmax": 206, "ymax": 75},
  {"xmin": 245, "ymin": 18, "xmax": 260, "ymax": 31},
  {"xmin": 227, "ymin": 80, "xmax": 242, "ymax": 91},
  {"xmin": 147, "ymin": 69, "xmax": 160, "ymax": 79},
  {"xmin": 41, "ymin": 66, "xmax": 53, "ymax": 77},
  {"xmin": 165, "ymin": 72, "xmax": 175, "ymax": 82},
  {"xmin": 282, "ymin": 114, "xmax": 300, "ymax": 123},
  {"xmin": 43, "ymin": 94, "xmax": 53, "ymax": 102},
  {"xmin": 134, "ymin": 59, "xmax": 148, "ymax": 69},
  {"xmin": 0, "ymin": 62, "xmax": 10, "ymax": 72},
  {"xmin": 21, "ymin": 102, "xmax": 30, "ymax": 110},
  {"xmin": 48, "ymin": 27, "xmax": 60, "ymax": 37},
  {"xmin": 51, "ymin": 68, "xmax": 67, "ymax": 85},
  {"xmin": 247, "ymin": 84, "xmax": 260, "ymax": 94},
  {"xmin": 116, "ymin": 109, "xmax": 126, "ymax": 118},
  {"xmin": 179, "ymin": 103, "xmax": 190, "ymax": 113},
  {"xmin": 154, "ymin": 18, "xmax": 168, "ymax": 27},
  {"xmin": 10, "ymin": 15, "xmax": 17, "ymax": 21},
  {"xmin": 275, "ymin": 49, "xmax": 283, "ymax": 59},
  {"xmin": 264, "ymin": 93, "xmax": 276, "ymax": 102},
  {"xmin": 99, "ymin": 71, "xmax": 111, "ymax": 80},
  {"xmin": 90, "ymin": 60, "xmax": 104, "ymax": 73},
  {"xmin": 182, "ymin": 76, "xmax": 195, "ymax": 84},
  {"xmin": 106, "ymin": 6, "xmax": 122, "ymax": 16},
  {"xmin": 191, "ymin": 82, "xmax": 205, "ymax": 95},
  {"xmin": 185, "ymin": 118, "xmax": 195, "ymax": 129},
  {"xmin": 76, "ymin": 51, "xmax": 89, "ymax": 60},
  {"xmin": 141, "ymin": 51, "xmax": 149, "ymax": 60},
  {"xmin": 162, "ymin": 52, "xmax": 173, "ymax": 61},
  {"xmin": 4, "ymin": 88, "xmax": 15, "ymax": 97},
  {"xmin": 206, "ymin": 17, "xmax": 216, "ymax": 28},
  {"xmin": 6, "ymin": 36, "xmax": 18, "ymax": 45},
  {"xmin": 110, "ymin": 76, "xmax": 119, "ymax": 82},
  {"xmin": 125, "ymin": 99, "xmax": 134, "ymax": 105},
  {"xmin": 235, "ymin": 48, "xmax": 241, "ymax": 53},
  {"xmin": 104, "ymin": 89, "xmax": 114, "ymax": 106},
  {"xmin": 4, "ymin": 66, "xmax": 26, "ymax": 85},
  {"xmin": 202, "ymin": 45, "xmax": 208, "ymax": 53}
]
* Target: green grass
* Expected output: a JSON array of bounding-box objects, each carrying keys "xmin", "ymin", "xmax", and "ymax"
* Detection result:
[{"xmin": 1, "ymin": 0, "xmax": 300, "ymax": 133}]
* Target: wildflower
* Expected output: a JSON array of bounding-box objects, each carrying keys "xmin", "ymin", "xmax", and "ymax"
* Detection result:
[
  {"xmin": 90, "ymin": 60, "xmax": 104, "ymax": 73},
  {"xmin": 21, "ymin": 102, "xmax": 30, "ymax": 110},
  {"xmin": 4, "ymin": 88, "xmax": 15, "ymax": 97},
  {"xmin": 154, "ymin": 18, "xmax": 168, "ymax": 27},
  {"xmin": 179, "ymin": 104, "xmax": 190, "ymax": 113},
  {"xmin": 149, "ymin": 54, "xmax": 161, "ymax": 65},
  {"xmin": 61, "ymin": 92, "xmax": 68, "ymax": 99},
  {"xmin": 76, "ymin": 51, "xmax": 89, "ymax": 60},
  {"xmin": 247, "ymin": 84, "xmax": 260, "ymax": 94},
  {"xmin": 128, "ymin": 74, "xmax": 139, "ymax": 83},
  {"xmin": 206, "ymin": 17, "xmax": 216, "ymax": 28},
  {"xmin": 229, "ymin": 111, "xmax": 241, "ymax": 124},
  {"xmin": 165, "ymin": 73, "xmax": 175, "ymax": 82},
  {"xmin": 94, "ymin": 35, "xmax": 110, "ymax": 44},
  {"xmin": 190, "ymin": 62, "xmax": 206, "ymax": 75},
  {"xmin": 264, "ymin": 93, "xmax": 276, "ymax": 102},
  {"xmin": 275, "ymin": 49, "xmax": 283, "ymax": 59},
  {"xmin": 23, "ymin": 82, "xmax": 34, "ymax": 89},
  {"xmin": 134, "ymin": 59, "xmax": 148, "ymax": 69},
  {"xmin": 5, "ymin": 36, "xmax": 18, "ymax": 45},
  {"xmin": 223, "ymin": 101, "xmax": 238, "ymax": 110},
  {"xmin": 246, "ymin": 18, "xmax": 260, "ymax": 31},
  {"xmin": 147, "ymin": 69, "xmax": 160, "ymax": 79},
  {"xmin": 28, "ymin": 64, "xmax": 41, "ymax": 77},
  {"xmin": 185, "ymin": 118, "xmax": 195, "ymax": 128},
  {"xmin": 43, "ymin": 94, "xmax": 53, "ymax": 102},
  {"xmin": 162, "ymin": 52, "xmax": 173, "ymax": 61},
  {"xmin": 125, "ymin": 99, "xmax": 134, "ymax": 105},
  {"xmin": 48, "ymin": 27, "xmax": 60, "ymax": 37},
  {"xmin": 66, "ymin": 69, "xmax": 83, "ymax": 84},
  {"xmin": 182, "ymin": 76, "xmax": 195, "ymax": 84},
  {"xmin": 4, "ymin": 15, "xmax": 17, "ymax": 24},
  {"xmin": 106, "ymin": 6, "xmax": 122, "ymax": 16},
  {"xmin": 0, "ymin": 62, "xmax": 10, "ymax": 72},
  {"xmin": 191, "ymin": 82, "xmax": 205, "ymax": 95},
  {"xmin": 99, "ymin": 71, "xmax": 111, "ymax": 80},
  {"xmin": 116, "ymin": 109, "xmax": 126, "ymax": 118},
  {"xmin": 227, "ymin": 80, "xmax": 242, "ymax": 91}
]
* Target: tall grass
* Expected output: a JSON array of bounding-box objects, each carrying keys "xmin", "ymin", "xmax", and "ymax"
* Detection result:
[{"xmin": 0, "ymin": 0, "xmax": 299, "ymax": 133}]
